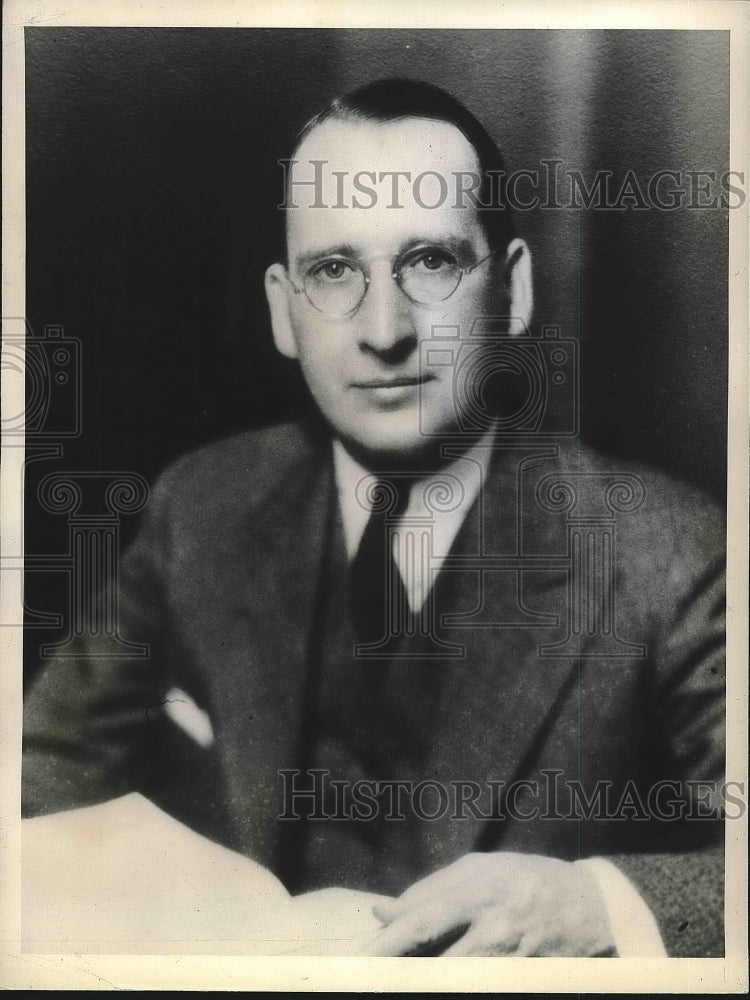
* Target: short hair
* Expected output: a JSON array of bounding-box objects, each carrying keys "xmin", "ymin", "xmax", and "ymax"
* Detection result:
[{"xmin": 285, "ymin": 78, "xmax": 516, "ymax": 254}]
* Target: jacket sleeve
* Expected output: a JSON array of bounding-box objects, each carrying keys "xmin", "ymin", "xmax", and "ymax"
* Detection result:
[
  {"xmin": 610, "ymin": 847, "xmax": 724, "ymax": 957},
  {"xmin": 22, "ymin": 472, "xmax": 174, "ymax": 817}
]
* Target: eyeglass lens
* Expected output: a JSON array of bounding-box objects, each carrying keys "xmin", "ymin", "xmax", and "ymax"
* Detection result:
[{"xmin": 304, "ymin": 251, "xmax": 464, "ymax": 316}]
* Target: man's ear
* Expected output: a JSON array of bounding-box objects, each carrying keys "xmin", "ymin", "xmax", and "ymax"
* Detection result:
[
  {"xmin": 502, "ymin": 237, "xmax": 533, "ymax": 336},
  {"xmin": 264, "ymin": 263, "xmax": 299, "ymax": 359}
]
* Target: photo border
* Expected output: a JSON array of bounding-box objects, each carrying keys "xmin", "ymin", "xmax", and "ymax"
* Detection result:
[{"xmin": 2, "ymin": 0, "xmax": 747, "ymax": 991}]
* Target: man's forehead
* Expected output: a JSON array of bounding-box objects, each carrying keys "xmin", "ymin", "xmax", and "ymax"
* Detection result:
[
  {"xmin": 285, "ymin": 116, "xmax": 486, "ymax": 259},
  {"xmin": 293, "ymin": 115, "xmax": 481, "ymax": 176}
]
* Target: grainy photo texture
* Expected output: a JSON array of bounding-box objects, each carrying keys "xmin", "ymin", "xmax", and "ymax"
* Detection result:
[{"xmin": 9, "ymin": 24, "xmax": 743, "ymax": 975}]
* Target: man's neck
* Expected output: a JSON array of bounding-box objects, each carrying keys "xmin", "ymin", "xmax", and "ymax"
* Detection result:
[
  {"xmin": 332, "ymin": 426, "xmax": 497, "ymax": 567},
  {"xmin": 333, "ymin": 426, "xmax": 497, "ymax": 479}
]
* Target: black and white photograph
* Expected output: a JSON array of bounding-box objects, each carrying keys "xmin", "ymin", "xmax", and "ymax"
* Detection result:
[{"xmin": 2, "ymin": 1, "xmax": 748, "ymax": 992}]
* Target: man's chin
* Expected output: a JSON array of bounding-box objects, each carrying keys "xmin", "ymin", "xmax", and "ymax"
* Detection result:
[{"xmin": 336, "ymin": 429, "xmax": 457, "ymax": 474}]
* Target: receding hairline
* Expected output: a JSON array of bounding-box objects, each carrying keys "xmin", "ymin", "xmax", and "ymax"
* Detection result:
[
  {"xmin": 281, "ymin": 80, "xmax": 516, "ymax": 254},
  {"xmin": 291, "ymin": 112, "xmax": 483, "ymax": 168},
  {"xmin": 284, "ymin": 115, "xmax": 489, "ymax": 265}
]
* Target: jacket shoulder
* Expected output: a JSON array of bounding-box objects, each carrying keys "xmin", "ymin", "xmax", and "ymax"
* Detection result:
[
  {"xmin": 549, "ymin": 441, "xmax": 725, "ymax": 524},
  {"xmin": 149, "ymin": 421, "xmax": 328, "ymax": 516},
  {"xmin": 548, "ymin": 441, "xmax": 726, "ymax": 597}
]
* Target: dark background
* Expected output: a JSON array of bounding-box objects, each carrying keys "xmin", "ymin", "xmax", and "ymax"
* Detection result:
[{"xmin": 23, "ymin": 29, "xmax": 729, "ymax": 668}]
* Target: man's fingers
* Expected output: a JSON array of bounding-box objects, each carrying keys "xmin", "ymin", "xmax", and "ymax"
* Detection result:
[
  {"xmin": 360, "ymin": 903, "xmax": 471, "ymax": 957},
  {"xmin": 372, "ymin": 899, "xmax": 398, "ymax": 924},
  {"xmin": 377, "ymin": 855, "xmax": 493, "ymax": 919},
  {"xmin": 442, "ymin": 913, "xmax": 521, "ymax": 957},
  {"xmin": 372, "ymin": 878, "xmax": 452, "ymax": 925}
]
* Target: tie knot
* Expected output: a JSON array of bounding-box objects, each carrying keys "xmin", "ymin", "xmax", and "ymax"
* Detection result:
[{"xmin": 367, "ymin": 475, "xmax": 412, "ymax": 522}]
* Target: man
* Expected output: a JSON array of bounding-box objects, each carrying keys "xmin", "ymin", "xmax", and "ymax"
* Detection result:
[{"xmin": 23, "ymin": 80, "xmax": 725, "ymax": 957}]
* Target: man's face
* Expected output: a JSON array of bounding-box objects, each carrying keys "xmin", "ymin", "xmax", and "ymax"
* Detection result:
[{"xmin": 266, "ymin": 115, "xmax": 529, "ymax": 467}]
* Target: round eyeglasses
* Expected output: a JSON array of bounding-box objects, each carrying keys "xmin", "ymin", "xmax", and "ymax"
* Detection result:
[{"xmin": 288, "ymin": 246, "xmax": 498, "ymax": 318}]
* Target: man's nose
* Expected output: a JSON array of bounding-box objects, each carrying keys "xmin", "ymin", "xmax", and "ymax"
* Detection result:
[{"xmin": 355, "ymin": 262, "xmax": 417, "ymax": 360}]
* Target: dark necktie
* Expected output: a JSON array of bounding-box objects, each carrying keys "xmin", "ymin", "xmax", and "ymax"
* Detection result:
[{"xmin": 350, "ymin": 476, "xmax": 412, "ymax": 646}]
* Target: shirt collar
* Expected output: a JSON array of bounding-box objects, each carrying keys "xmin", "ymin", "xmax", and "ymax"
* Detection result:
[{"xmin": 332, "ymin": 429, "xmax": 495, "ymax": 561}]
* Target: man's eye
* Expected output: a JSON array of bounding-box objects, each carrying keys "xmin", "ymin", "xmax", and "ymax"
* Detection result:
[
  {"xmin": 310, "ymin": 260, "xmax": 355, "ymax": 282},
  {"xmin": 407, "ymin": 250, "xmax": 455, "ymax": 273}
]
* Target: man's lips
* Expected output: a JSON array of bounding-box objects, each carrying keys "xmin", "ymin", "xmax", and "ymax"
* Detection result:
[{"xmin": 350, "ymin": 373, "xmax": 436, "ymax": 389}]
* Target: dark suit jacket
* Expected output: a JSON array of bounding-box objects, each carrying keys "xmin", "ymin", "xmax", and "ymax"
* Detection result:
[{"xmin": 23, "ymin": 422, "xmax": 726, "ymax": 956}]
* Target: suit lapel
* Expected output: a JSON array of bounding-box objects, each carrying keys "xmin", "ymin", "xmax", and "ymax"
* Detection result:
[
  {"xmin": 415, "ymin": 444, "xmax": 580, "ymax": 859},
  {"xmin": 219, "ymin": 430, "xmax": 580, "ymax": 867},
  {"xmin": 216, "ymin": 432, "xmax": 337, "ymax": 862}
]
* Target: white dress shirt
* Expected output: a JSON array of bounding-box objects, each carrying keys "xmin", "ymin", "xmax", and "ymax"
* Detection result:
[
  {"xmin": 331, "ymin": 435, "xmax": 667, "ymax": 958},
  {"xmin": 333, "ymin": 432, "xmax": 491, "ymax": 611}
]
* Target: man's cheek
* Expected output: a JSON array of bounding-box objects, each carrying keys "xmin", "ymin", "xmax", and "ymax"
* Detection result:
[{"xmin": 299, "ymin": 345, "xmax": 340, "ymax": 387}]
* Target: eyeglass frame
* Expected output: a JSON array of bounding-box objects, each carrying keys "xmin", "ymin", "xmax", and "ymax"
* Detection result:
[{"xmin": 285, "ymin": 245, "xmax": 501, "ymax": 318}]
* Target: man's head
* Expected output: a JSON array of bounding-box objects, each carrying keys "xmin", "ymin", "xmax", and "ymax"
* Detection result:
[{"xmin": 265, "ymin": 79, "xmax": 532, "ymax": 469}]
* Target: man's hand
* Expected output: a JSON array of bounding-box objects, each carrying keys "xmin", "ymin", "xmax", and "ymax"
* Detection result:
[{"xmin": 363, "ymin": 852, "xmax": 616, "ymax": 957}]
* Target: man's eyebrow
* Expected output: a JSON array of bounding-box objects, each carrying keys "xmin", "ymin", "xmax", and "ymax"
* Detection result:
[
  {"xmin": 293, "ymin": 236, "xmax": 479, "ymax": 271},
  {"xmin": 293, "ymin": 244, "xmax": 360, "ymax": 271},
  {"xmin": 399, "ymin": 236, "xmax": 476, "ymax": 259}
]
